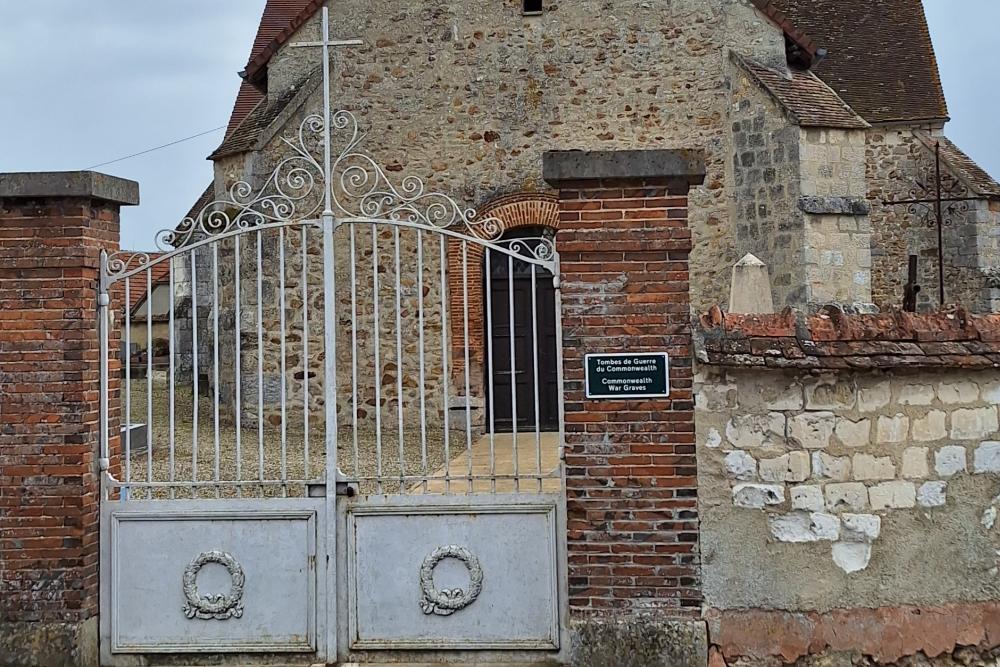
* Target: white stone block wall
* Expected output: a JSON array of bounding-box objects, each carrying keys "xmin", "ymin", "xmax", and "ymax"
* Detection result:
[{"xmin": 697, "ymin": 368, "xmax": 1000, "ymax": 573}]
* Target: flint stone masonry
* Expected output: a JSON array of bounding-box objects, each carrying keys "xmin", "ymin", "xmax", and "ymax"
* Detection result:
[
  {"xmin": 788, "ymin": 412, "xmax": 834, "ymax": 449},
  {"xmin": 899, "ymin": 384, "xmax": 935, "ymax": 406},
  {"xmin": 876, "ymin": 414, "xmax": 909, "ymax": 444},
  {"xmin": 825, "ymin": 483, "xmax": 868, "ymax": 512},
  {"xmin": 939, "ymin": 381, "xmax": 980, "ymax": 404},
  {"xmin": 869, "ymin": 481, "xmax": 917, "ymax": 510},
  {"xmin": 768, "ymin": 512, "xmax": 840, "ymax": 543},
  {"xmin": 726, "ymin": 412, "xmax": 786, "ymax": 450},
  {"xmin": 973, "ymin": 442, "xmax": 1000, "ymax": 473},
  {"xmin": 831, "ymin": 542, "xmax": 872, "ymax": 574},
  {"xmin": 733, "ymin": 483, "xmax": 785, "ymax": 509},
  {"xmin": 935, "ymin": 446, "xmax": 968, "ymax": 477},
  {"xmin": 834, "ymin": 418, "xmax": 870, "ymax": 448},
  {"xmin": 841, "ymin": 513, "xmax": 881, "ymax": 542},
  {"xmin": 812, "ymin": 452, "xmax": 851, "ymax": 481},
  {"xmin": 724, "ymin": 450, "xmax": 757, "ymax": 481},
  {"xmin": 852, "ymin": 454, "xmax": 895, "ymax": 481},
  {"xmin": 918, "ymin": 481, "xmax": 948, "ymax": 507},
  {"xmin": 912, "ymin": 410, "xmax": 948, "ymax": 441},
  {"xmin": 697, "ymin": 309, "xmax": 1000, "ymax": 612},
  {"xmin": 901, "ymin": 447, "xmax": 930, "ymax": 478},
  {"xmin": 791, "ymin": 485, "xmax": 825, "ymax": 512},
  {"xmin": 759, "ymin": 452, "xmax": 809, "ymax": 483},
  {"xmin": 950, "ymin": 407, "xmax": 1000, "ymax": 441}
]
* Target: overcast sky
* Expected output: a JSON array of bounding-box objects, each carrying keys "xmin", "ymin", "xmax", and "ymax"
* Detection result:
[{"xmin": 0, "ymin": 1, "xmax": 996, "ymax": 251}]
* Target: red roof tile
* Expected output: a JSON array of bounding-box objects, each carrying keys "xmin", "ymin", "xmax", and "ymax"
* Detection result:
[
  {"xmin": 766, "ymin": 0, "xmax": 949, "ymax": 124},
  {"xmin": 109, "ymin": 252, "xmax": 172, "ymax": 316},
  {"xmin": 736, "ymin": 56, "xmax": 869, "ymax": 130},
  {"xmin": 223, "ymin": 0, "xmax": 315, "ymax": 138},
  {"xmin": 914, "ymin": 132, "xmax": 1000, "ymax": 199}
]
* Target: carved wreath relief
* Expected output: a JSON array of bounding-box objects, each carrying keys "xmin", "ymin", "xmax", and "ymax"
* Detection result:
[
  {"xmin": 182, "ymin": 550, "xmax": 246, "ymax": 620},
  {"xmin": 419, "ymin": 545, "xmax": 483, "ymax": 616}
]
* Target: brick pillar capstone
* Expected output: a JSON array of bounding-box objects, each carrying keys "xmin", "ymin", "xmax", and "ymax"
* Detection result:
[
  {"xmin": 543, "ymin": 151, "xmax": 708, "ymax": 667},
  {"xmin": 0, "ymin": 172, "xmax": 137, "ymax": 667}
]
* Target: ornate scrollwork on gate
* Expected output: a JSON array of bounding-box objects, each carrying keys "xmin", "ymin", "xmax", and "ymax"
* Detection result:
[
  {"xmin": 144, "ymin": 109, "xmax": 505, "ymax": 258},
  {"xmin": 182, "ymin": 550, "xmax": 246, "ymax": 620},
  {"xmin": 419, "ymin": 545, "xmax": 483, "ymax": 616}
]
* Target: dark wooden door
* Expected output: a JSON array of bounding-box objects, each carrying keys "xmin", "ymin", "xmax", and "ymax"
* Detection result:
[{"xmin": 483, "ymin": 240, "xmax": 559, "ymax": 432}]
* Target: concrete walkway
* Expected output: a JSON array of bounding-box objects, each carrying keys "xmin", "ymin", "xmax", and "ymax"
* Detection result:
[{"xmin": 420, "ymin": 432, "xmax": 562, "ymax": 493}]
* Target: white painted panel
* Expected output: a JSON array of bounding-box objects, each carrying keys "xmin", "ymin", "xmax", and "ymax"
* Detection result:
[
  {"xmin": 348, "ymin": 495, "xmax": 560, "ymax": 650},
  {"xmin": 109, "ymin": 502, "xmax": 319, "ymax": 653}
]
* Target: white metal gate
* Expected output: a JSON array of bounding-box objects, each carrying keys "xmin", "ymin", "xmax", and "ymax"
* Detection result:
[{"xmin": 97, "ymin": 9, "xmax": 566, "ymax": 664}]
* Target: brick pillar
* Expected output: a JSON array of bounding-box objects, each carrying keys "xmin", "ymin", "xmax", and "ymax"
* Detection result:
[
  {"xmin": 0, "ymin": 172, "xmax": 138, "ymax": 667},
  {"xmin": 543, "ymin": 151, "xmax": 708, "ymax": 665}
]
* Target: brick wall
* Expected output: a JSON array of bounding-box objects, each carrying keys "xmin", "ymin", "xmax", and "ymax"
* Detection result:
[
  {"xmin": 544, "ymin": 151, "xmax": 706, "ymax": 619},
  {"xmin": 0, "ymin": 172, "xmax": 135, "ymax": 667}
]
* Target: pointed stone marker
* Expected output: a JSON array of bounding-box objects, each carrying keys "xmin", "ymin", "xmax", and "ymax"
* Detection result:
[{"xmin": 729, "ymin": 253, "xmax": 775, "ymax": 314}]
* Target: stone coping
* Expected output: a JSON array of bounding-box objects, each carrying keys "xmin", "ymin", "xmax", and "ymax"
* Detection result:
[
  {"xmin": 695, "ymin": 305, "xmax": 1000, "ymax": 370},
  {"xmin": 0, "ymin": 171, "xmax": 139, "ymax": 206},
  {"xmin": 542, "ymin": 149, "xmax": 706, "ymax": 186}
]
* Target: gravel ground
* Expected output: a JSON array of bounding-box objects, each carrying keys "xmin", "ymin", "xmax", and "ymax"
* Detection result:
[{"xmin": 122, "ymin": 377, "xmax": 450, "ymax": 498}]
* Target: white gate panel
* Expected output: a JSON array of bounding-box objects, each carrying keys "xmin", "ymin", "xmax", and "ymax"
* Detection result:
[
  {"xmin": 347, "ymin": 495, "xmax": 562, "ymax": 650},
  {"xmin": 103, "ymin": 500, "xmax": 321, "ymax": 654}
]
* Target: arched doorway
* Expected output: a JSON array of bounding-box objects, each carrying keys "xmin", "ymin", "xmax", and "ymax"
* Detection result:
[{"xmin": 483, "ymin": 226, "xmax": 560, "ymax": 432}]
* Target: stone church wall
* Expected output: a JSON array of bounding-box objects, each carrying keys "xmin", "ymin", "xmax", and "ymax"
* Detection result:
[
  {"xmin": 208, "ymin": 0, "xmax": 799, "ymax": 427},
  {"xmin": 256, "ymin": 0, "xmax": 790, "ymax": 312},
  {"xmin": 867, "ymin": 128, "xmax": 990, "ymax": 312},
  {"xmin": 799, "ymin": 128, "xmax": 872, "ymax": 306},
  {"xmin": 727, "ymin": 61, "xmax": 803, "ymax": 307}
]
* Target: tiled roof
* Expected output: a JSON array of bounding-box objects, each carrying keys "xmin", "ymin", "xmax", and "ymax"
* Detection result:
[
  {"xmin": 243, "ymin": 0, "xmax": 324, "ymax": 85},
  {"xmin": 210, "ymin": 83, "xmax": 303, "ymax": 160},
  {"xmin": 223, "ymin": 1, "xmax": 313, "ymax": 140},
  {"xmin": 914, "ymin": 132, "xmax": 1000, "ymax": 199},
  {"xmin": 766, "ymin": 0, "xmax": 949, "ymax": 124},
  {"xmin": 110, "ymin": 252, "xmax": 171, "ymax": 316},
  {"xmin": 184, "ymin": 184, "xmax": 215, "ymax": 222},
  {"xmin": 748, "ymin": 0, "xmax": 820, "ymax": 65},
  {"xmin": 737, "ymin": 56, "xmax": 869, "ymax": 130},
  {"xmin": 696, "ymin": 306, "xmax": 1000, "ymax": 371}
]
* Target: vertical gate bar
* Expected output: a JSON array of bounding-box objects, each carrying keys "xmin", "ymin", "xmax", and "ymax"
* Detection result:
[
  {"xmin": 485, "ymin": 248, "xmax": 496, "ymax": 493},
  {"xmin": 372, "ymin": 224, "xmax": 383, "ymax": 493},
  {"xmin": 279, "ymin": 227, "xmax": 288, "ymax": 496},
  {"xmin": 417, "ymin": 229, "xmax": 428, "ymax": 491},
  {"xmin": 256, "ymin": 231, "xmax": 264, "ymax": 488},
  {"xmin": 301, "ymin": 226, "xmax": 310, "ymax": 481},
  {"xmin": 234, "ymin": 235, "xmax": 242, "ymax": 496},
  {"xmin": 212, "ymin": 245, "xmax": 221, "ymax": 497},
  {"xmin": 319, "ymin": 10, "xmax": 340, "ymax": 658},
  {"xmin": 124, "ymin": 275, "xmax": 131, "ymax": 489},
  {"xmin": 531, "ymin": 263, "xmax": 542, "ymax": 492},
  {"xmin": 146, "ymin": 268, "xmax": 153, "ymax": 497},
  {"xmin": 461, "ymin": 242, "xmax": 473, "ymax": 493},
  {"xmin": 168, "ymin": 257, "xmax": 176, "ymax": 498},
  {"xmin": 439, "ymin": 235, "xmax": 451, "ymax": 494},
  {"xmin": 98, "ymin": 251, "xmax": 109, "ymax": 501},
  {"xmin": 553, "ymin": 254, "xmax": 566, "ymax": 488},
  {"xmin": 350, "ymin": 224, "xmax": 360, "ymax": 481},
  {"xmin": 393, "ymin": 226, "xmax": 405, "ymax": 493},
  {"xmin": 507, "ymin": 254, "xmax": 519, "ymax": 492},
  {"xmin": 190, "ymin": 250, "xmax": 199, "ymax": 494}
]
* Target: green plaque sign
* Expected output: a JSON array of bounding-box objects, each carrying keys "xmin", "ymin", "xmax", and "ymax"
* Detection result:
[{"xmin": 584, "ymin": 353, "xmax": 670, "ymax": 399}]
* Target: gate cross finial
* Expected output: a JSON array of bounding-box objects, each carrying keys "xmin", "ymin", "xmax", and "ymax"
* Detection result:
[{"xmin": 289, "ymin": 6, "xmax": 363, "ymax": 217}]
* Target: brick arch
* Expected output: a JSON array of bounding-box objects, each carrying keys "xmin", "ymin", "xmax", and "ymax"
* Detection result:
[{"xmin": 447, "ymin": 193, "xmax": 560, "ymax": 399}]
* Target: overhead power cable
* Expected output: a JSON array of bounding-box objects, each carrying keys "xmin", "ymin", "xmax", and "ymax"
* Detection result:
[{"xmin": 84, "ymin": 125, "xmax": 227, "ymax": 170}]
